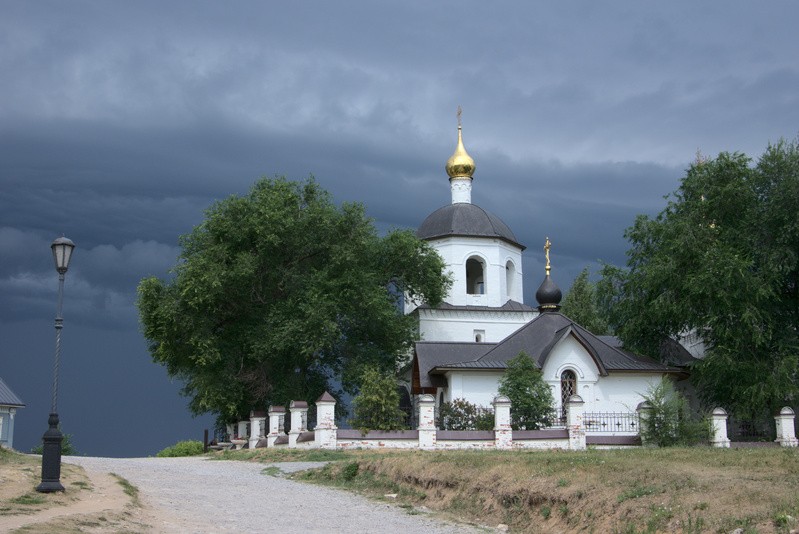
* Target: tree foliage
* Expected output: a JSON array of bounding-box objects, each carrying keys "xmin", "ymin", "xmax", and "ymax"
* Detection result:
[
  {"xmin": 438, "ymin": 398, "xmax": 494, "ymax": 431},
  {"xmin": 498, "ymin": 352, "xmax": 555, "ymax": 430},
  {"xmin": 639, "ymin": 381, "xmax": 709, "ymax": 447},
  {"xmin": 598, "ymin": 140, "xmax": 799, "ymax": 416},
  {"xmin": 137, "ymin": 177, "xmax": 449, "ymax": 421},
  {"xmin": 349, "ymin": 366, "xmax": 408, "ymax": 433},
  {"xmin": 560, "ymin": 267, "xmax": 609, "ymax": 334}
]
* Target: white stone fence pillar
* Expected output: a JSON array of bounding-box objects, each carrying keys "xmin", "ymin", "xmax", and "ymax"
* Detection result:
[
  {"xmin": 710, "ymin": 407, "xmax": 731, "ymax": 448},
  {"xmin": 249, "ymin": 411, "xmax": 267, "ymax": 449},
  {"xmin": 636, "ymin": 401, "xmax": 652, "ymax": 446},
  {"xmin": 493, "ymin": 396, "xmax": 512, "ymax": 450},
  {"xmin": 417, "ymin": 394, "xmax": 436, "ymax": 449},
  {"xmin": 288, "ymin": 400, "xmax": 309, "ymax": 448},
  {"xmin": 314, "ymin": 392, "xmax": 338, "ymax": 449},
  {"xmin": 775, "ymin": 407, "xmax": 798, "ymax": 447},
  {"xmin": 566, "ymin": 395, "xmax": 586, "ymax": 450},
  {"xmin": 236, "ymin": 420, "xmax": 248, "ymax": 440},
  {"xmin": 267, "ymin": 406, "xmax": 285, "ymax": 447}
]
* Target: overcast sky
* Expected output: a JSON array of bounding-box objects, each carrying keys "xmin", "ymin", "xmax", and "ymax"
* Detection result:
[{"xmin": 1, "ymin": 1, "xmax": 797, "ymax": 457}]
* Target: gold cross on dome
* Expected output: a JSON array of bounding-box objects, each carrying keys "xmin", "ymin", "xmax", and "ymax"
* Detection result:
[
  {"xmin": 544, "ymin": 237, "xmax": 551, "ymax": 273},
  {"xmin": 457, "ymin": 106, "xmax": 462, "ymax": 127}
]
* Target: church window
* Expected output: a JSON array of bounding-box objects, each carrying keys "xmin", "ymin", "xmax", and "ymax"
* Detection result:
[
  {"xmin": 466, "ymin": 257, "xmax": 485, "ymax": 295},
  {"xmin": 474, "ymin": 329, "xmax": 485, "ymax": 342},
  {"xmin": 560, "ymin": 370, "xmax": 577, "ymax": 419}
]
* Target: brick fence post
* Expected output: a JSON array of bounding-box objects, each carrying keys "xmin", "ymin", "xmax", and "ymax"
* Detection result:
[
  {"xmin": 267, "ymin": 405, "xmax": 285, "ymax": 447},
  {"xmin": 566, "ymin": 394, "xmax": 586, "ymax": 450},
  {"xmin": 710, "ymin": 407, "xmax": 731, "ymax": 448},
  {"xmin": 493, "ymin": 395, "xmax": 512, "ymax": 450},
  {"xmin": 288, "ymin": 400, "xmax": 309, "ymax": 448},
  {"xmin": 314, "ymin": 392, "xmax": 338, "ymax": 450},
  {"xmin": 417, "ymin": 394, "xmax": 436, "ymax": 450},
  {"xmin": 775, "ymin": 407, "xmax": 798, "ymax": 448}
]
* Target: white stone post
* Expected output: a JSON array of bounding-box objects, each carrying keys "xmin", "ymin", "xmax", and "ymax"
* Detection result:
[
  {"xmin": 636, "ymin": 401, "xmax": 652, "ymax": 447},
  {"xmin": 267, "ymin": 406, "xmax": 286, "ymax": 447},
  {"xmin": 493, "ymin": 395, "xmax": 512, "ymax": 450},
  {"xmin": 775, "ymin": 407, "xmax": 798, "ymax": 447},
  {"xmin": 417, "ymin": 394, "xmax": 437, "ymax": 449},
  {"xmin": 288, "ymin": 400, "xmax": 309, "ymax": 448},
  {"xmin": 249, "ymin": 411, "xmax": 267, "ymax": 449},
  {"xmin": 566, "ymin": 395, "xmax": 586, "ymax": 451},
  {"xmin": 710, "ymin": 407, "xmax": 731, "ymax": 448},
  {"xmin": 237, "ymin": 420, "xmax": 248, "ymax": 440},
  {"xmin": 314, "ymin": 392, "xmax": 338, "ymax": 450}
]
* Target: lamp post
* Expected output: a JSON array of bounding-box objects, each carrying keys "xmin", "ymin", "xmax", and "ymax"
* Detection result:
[{"xmin": 37, "ymin": 236, "xmax": 75, "ymax": 493}]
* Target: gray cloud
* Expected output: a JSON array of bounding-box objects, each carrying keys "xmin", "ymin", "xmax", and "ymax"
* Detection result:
[{"xmin": 2, "ymin": 1, "xmax": 798, "ymax": 456}]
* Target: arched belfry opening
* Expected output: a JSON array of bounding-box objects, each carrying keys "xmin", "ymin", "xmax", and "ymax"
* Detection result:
[
  {"xmin": 505, "ymin": 259, "xmax": 516, "ymax": 300},
  {"xmin": 466, "ymin": 257, "xmax": 485, "ymax": 295}
]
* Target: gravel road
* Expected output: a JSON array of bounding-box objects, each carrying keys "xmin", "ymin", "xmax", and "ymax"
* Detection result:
[{"xmin": 65, "ymin": 456, "xmax": 489, "ymax": 533}]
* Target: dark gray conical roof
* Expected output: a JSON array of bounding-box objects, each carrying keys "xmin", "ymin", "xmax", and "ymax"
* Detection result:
[{"xmin": 416, "ymin": 203, "xmax": 524, "ymax": 250}]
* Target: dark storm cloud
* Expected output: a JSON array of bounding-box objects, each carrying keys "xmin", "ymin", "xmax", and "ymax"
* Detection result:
[{"xmin": 2, "ymin": 1, "xmax": 798, "ymax": 456}]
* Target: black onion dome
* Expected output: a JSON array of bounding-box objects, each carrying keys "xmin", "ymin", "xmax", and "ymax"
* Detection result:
[
  {"xmin": 416, "ymin": 203, "xmax": 525, "ymax": 250},
  {"xmin": 535, "ymin": 274, "xmax": 562, "ymax": 312}
]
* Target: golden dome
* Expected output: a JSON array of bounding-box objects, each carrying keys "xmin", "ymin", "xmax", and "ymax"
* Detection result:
[{"xmin": 446, "ymin": 125, "xmax": 475, "ymax": 179}]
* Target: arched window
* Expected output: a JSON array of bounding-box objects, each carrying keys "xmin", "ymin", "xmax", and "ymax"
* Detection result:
[
  {"xmin": 560, "ymin": 370, "xmax": 577, "ymax": 419},
  {"xmin": 505, "ymin": 260, "xmax": 516, "ymax": 299},
  {"xmin": 466, "ymin": 257, "xmax": 485, "ymax": 295}
]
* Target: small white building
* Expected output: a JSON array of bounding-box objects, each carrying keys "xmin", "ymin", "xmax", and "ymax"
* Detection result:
[
  {"xmin": 0, "ymin": 376, "xmax": 25, "ymax": 450},
  {"xmin": 407, "ymin": 121, "xmax": 681, "ymax": 415}
]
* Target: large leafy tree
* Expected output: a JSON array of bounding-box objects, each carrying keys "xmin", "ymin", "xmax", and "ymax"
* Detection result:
[
  {"xmin": 598, "ymin": 140, "xmax": 799, "ymax": 416},
  {"xmin": 137, "ymin": 177, "xmax": 449, "ymax": 421},
  {"xmin": 560, "ymin": 267, "xmax": 609, "ymax": 335}
]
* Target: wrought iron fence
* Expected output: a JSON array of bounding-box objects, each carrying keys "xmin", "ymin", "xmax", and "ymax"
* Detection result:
[
  {"xmin": 582, "ymin": 412, "xmax": 640, "ymax": 433},
  {"xmin": 541, "ymin": 409, "xmax": 567, "ymax": 429},
  {"xmin": 727, "ymin": 417, "xmax": 776, "ymax": 442}
]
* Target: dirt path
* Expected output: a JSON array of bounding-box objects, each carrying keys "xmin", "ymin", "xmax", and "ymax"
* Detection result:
[
  {"xmin": 64, "ymin": 456, "xmax": 487, "ymax": 533},
  {"xmin": 0, "ymin": 468, "xmax": 133, "ymax": 532}
]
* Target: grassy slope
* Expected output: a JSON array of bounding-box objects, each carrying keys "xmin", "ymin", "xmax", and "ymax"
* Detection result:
[{"xmin": 223, "ymin": 447, "xmax": 799, "ymax": 534}]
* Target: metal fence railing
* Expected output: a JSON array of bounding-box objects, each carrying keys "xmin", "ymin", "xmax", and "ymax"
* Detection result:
[
  {"xmin": 727, "ymin": 417, "xmax": 776, "ymax": 442},
  {"xmin": 582, "ymin": 412, "xmax": 640, "ymax": 433}
]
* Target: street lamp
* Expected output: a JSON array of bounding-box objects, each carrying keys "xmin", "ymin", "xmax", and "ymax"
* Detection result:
[{"xmin": 37, "ymin": 236, "xmax": 75, "ymax": 493}]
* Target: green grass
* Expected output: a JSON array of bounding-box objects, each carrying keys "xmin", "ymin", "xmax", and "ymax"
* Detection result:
[
  {"xmin": 10, "ymin": 494, "xmax": 46, "ymax": 506},
  {"xmin": 216, "ymin": 445, "xmax": 799, "ymax": 533},
  {"xmin": 110, "ymin": 473, "xmax": 140, "ymax": 506}
]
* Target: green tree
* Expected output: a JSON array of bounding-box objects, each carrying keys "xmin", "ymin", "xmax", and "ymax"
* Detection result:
[
  {"xmin": 498, "ymin": 352, "xmax": 555, "ymax": 430},
  {"xmin": 598, "ymin": 140, "xmax": 799, "ymax": 417},
  {"xmin": 560, "ymin": 267, "xmax": 609, "ymax": 334},
  {"xmin": 137, "ymin": 177, "xmax": 449, "ymax": 422},
  {"xmin": 349, "ymin": 366, "xmax": 407, "ymax": 433},
  {"xmin": 31, "ymin": 431, "xmax": 78, "ymax": 456},
  {"xmin": 639, "ymin": 381, "xmax": 709, "ymax": 447}
]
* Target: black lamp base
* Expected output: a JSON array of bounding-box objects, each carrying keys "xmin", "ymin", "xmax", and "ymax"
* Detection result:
[{"xmin": 36, "ymin": 413, "xmax": 65, "ymax": 493}]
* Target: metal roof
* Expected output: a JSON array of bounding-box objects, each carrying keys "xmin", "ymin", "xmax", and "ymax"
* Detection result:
[
  {"xmin": 413, "ymin": 312, "xmax": 678, "ymax": 392},
  {"xmin": 416, "ymin": 203, "xmax": 525, "ymax": 249},
  {"xmin": 0, "ymin": 376, "xmax": 25, "ymax": 407}
]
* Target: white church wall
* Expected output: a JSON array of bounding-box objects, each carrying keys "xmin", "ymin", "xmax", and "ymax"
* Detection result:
[
  {"xmin": 541, "ymin": 335, "xmax": 600, "ymax": 412},
  {"xmin": 593, "ymin": 374, "xmax": 662, "ymax": 412},
  {"xmin": 417, "ymin": 307, "xmax": 535, "ymax": 343},
  {"xmin": 445, "ymin": 370, "xmax": 503, "ymax": 407}
]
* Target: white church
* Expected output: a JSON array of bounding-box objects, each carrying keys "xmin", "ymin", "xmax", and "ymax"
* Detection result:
[{"xmin": 405, "ymin": 121, "xmax": 683, "ymax": 417}]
